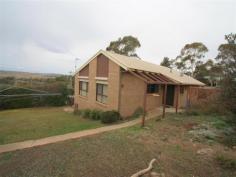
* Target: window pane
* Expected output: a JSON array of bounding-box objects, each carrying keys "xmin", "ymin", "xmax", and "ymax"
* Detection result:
[
  {"xmin": 79, "ymin": 81, "xmax": 88, "ymax": 96},
  {"xmin": 97, "ymin": 84, "xmax": 103, "ymax": 94},
  {"xmin": 147, "ymin": 84, "xmax": 159, "ymax": 93},
  {"xmin": 102, "ymin": 96, "xmax": 107, "ymax": 103},
  {"xmin": 103, "ymin": 85, "xmax": 108, "ymax": 96},
  {"xmin": 82, "ymin": 82, "xmax": 86, "ymax": 90},
  {"xmin": 97, "ymin": 95, "xmax": 102, "ymax": 102}
]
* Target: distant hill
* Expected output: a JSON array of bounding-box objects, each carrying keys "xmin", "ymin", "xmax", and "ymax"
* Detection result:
[{"xmin": 0, "ymin": 70, "xmax": 63, "ymax": 79}]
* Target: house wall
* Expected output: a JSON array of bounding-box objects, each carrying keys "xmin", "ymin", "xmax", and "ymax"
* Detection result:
[
  {"xmin": 119, "ymin": 72, "xmax": 163, "ymax": 117},
  {"xmin": 146, "ymin": 87, "xmax": 163, "ymax": 111},
  {"xmin": 74, "ymin": 55, "xmax": 120, "ymax": 112},
  {"xmin": 119, "ymin": 72, "xmax": 145, "ymax": 117}
]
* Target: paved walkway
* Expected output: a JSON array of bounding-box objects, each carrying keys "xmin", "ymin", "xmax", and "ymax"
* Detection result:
[{"xmin": 0, "ymin": 109, "xmax": 163, "ymax": 154}]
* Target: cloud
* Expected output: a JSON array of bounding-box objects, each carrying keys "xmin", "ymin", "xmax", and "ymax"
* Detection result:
[{"xmin": 0, "ymin": 0, "xmax": 235, "ymax": 74}]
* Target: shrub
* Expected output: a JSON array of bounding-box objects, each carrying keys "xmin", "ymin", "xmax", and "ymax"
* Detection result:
[
  {"xmin": 132, "ymin": 107, "xmax": 145, "ymax": 118},
  {"xmin": 100, "ymin": 110, "xmax": 120, "ymax": 124},
  {"xmin": 189, "ymin": 98, "xmax": 231, "ymax": 116},
  {"xmin": 185, "ymin": 108, "xmax": 200, "ymax": 116},
  {"xmin": 81, "ymin": 109, "xmax": 91, "ymax": 119},
  {"xmin": 216, "ymin": 155, "xmax": 236, "ymax": 170},
  {"xmin": 89, "ymin": 110, "xmax": 102, "ymax": 120},
  {"xmin": 73, "ymin": 109, "xmax": 81, "ymax": 115}
]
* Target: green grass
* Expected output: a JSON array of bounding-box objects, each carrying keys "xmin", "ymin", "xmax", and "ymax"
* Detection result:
[
  {"xmin": 0, "ymin": 113, "xmax": 235, "ymax": 177},
  {"xmin": 0, "ymin": 107, "xmax": 103, "ymax": 144}
]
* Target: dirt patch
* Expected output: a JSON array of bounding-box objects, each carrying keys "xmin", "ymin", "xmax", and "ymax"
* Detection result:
[{"xmin": 63, "ymin": 107, "xmax": 74, "ymax": 113}]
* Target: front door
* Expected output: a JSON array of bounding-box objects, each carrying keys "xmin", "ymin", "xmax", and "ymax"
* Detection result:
[{"xmin": 166, "ymin": 85, "xmax": 175, "ymax": 106}]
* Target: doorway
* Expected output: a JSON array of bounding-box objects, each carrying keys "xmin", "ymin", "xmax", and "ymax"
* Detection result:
[{"xmin": 166, "ymin": 85, "xmax": 175, "ymax": 106}]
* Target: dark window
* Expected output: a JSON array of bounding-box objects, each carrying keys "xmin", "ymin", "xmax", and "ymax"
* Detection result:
[
  {"xmin": 96, "ymin": 83, "xmax": 108, "ymax": 103},
  {"xmin": 147, "ymin": 84, "xmax": 159, "ymax": 93},
  {"xmin": 79, "ymin": 81, "xmax": 88, "ymax": 97},
  {"xmin": 180, "ymin": 86, "xmax": 184, "ymax": 94}
]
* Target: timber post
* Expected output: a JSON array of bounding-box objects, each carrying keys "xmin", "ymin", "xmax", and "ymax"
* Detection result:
[
  {"xmin": 162, "ymin": 84, "xmax": 167, "ymax": 118},
  {"xmin": 175, "ymin": 85, "xmax": 180, "ymax": 114},
  {"xmin": 142, "ymin": 83, "xmax": 147, "ymax": 127}
]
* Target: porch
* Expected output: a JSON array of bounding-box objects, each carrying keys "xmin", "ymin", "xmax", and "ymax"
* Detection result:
[{"xmin": 129, "ymin": 69, "xmax": 183, "ymax": 126}]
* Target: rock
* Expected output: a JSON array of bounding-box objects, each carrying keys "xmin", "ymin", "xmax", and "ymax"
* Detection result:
[
  {"xmin": 197, "ymin": 148, "xmax": 213, "ymax": 155},
  {"xmin": 232, "ymin": 146, "xmax": 236, "ymax": 150}
]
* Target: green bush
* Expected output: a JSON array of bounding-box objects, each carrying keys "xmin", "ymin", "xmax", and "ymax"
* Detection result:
[
  {"xmin": 89, "ymin": 110, "xmax": 102, "ymax": 120},
  {"xmin": 100, "ymin": 110, "xmax": 120, "ymax": 124},
  {"xmin": 74, "ymin": 109, "xmax": 82, "ymax": 116},
  {"xmin": 185, "ymin": 109, "xmax": 200, "ymax": 116},
  {"xmin": 216, "ymin": 155, "xmax": 236, "ymax": 170},
  {"xmin": 81, "ymin": 109, "xmax": 91, "ymax": 119}
]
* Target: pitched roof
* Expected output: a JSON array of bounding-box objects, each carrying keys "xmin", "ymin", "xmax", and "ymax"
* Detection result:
[{"xmin": 76, "ymin": 50, "xmax": 205, "ymax": 86}]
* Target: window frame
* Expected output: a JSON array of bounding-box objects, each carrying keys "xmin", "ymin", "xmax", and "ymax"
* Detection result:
[
  {"xmin": 96, "ymin": 83, "xmax": 108, "ymax": 104},
  {"xmin": 79, "ymin": 81, "xmax": 89, "ymax": 97},
  {"xmin": 147, "ymin": 84, "xmax": 159, "ymax": 94}
]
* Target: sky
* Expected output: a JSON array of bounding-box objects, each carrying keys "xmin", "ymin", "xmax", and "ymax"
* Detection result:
[{"xmin": 0, "ymin": 0, "xmax": 235, "ymax": 74}]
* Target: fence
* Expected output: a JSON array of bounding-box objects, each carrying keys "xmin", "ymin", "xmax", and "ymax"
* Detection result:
[{"xmin": 188, "ymin": 86, "xmax": 221, "ymax": 106}]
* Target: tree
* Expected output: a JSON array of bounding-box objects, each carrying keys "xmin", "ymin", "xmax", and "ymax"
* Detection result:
[
  {"xmin": 216, "ymin": 33, "xmax": 236, "ymax": 113},
  {"xmin": 174, "ymin": 42, "xmax": 208, "ymax": 77},
  {"xmin": 160, "ymin": 57, "xmax": 173, "ymax": 67},
  {"xmin": 106, "ymin": 36, "xmax": 141, "ymax": 57},
  {"xmin": 194, "ymin": 59, "xmax": 222, "ymax": 86}
]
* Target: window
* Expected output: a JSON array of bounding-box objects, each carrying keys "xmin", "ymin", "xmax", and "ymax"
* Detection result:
[
  {"xmin": 96, "ymin": 83, "xmax": 108, "ymax": 104},
  {"xmin": 180, "ymin": 86, "xmax": 184, "ymax": 94},
  {"xmin": 147, "ymin": 84, "xmax": 159, "ymax": 93},
  {"xmin": 79, "ymin": 81, "xmax": 88, "ymax": 97}
]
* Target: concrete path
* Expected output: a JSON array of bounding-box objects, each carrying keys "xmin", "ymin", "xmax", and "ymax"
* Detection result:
[{"xmin": 0, "ymin": 110, "xmax": 162, "ymax": 154}]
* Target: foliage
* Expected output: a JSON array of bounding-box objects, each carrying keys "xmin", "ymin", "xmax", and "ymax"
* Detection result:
[
  {"xmin": 188, "ymin": 99, "xmax": 231, "ymax": 116},
  {"xmin": 131, "ymin": 107, "xmax": 145, "ymax": 119},
  {"xmin": 185, "ymin": 109, "xmax": 200, "ymax": 116},
  {"xmin": 174, "ymin": 42, "xmax": 208, "ymax": 76},
  {"xmin": 0, "ymin": 77, "xmax": 15, "ymax": 85},
  {"xmin": 77, "ymin": 109, "xmax": 120, "ymax": 123},
  {"xmin": 0, "ymin": 75, "xmax": 73, "ymax": 110},
  {"xmin": 0, "ymin": 95, "xmax": 67, "ymax": 110},
  {"xmin": 81, "ymin": 109, "xmax": 91, "ymax": 119},
  {"xmin": 89, "ymin": 109, "xmax": 103, "ymax": 120},
  {"xmin": 100, "ymin": 110, "xmax": 120, "ymax": 124},
  {"xmin": 216, "ymin": 33, "xmax": 236, "ymax": 113},
  {"xmin": 106, "ymin": 35, "xmax": 141, "ymax": 57},
  {"xmin": 194, "ymin": 59, "xmax": 222, "ymax": 86},
  {"xmin": 216, "ymin": 155, "xmax": 236, "ymax": 170},
  {"xmin": 160, "ymin": 57, "xmax": 173, "ymax": 67}
]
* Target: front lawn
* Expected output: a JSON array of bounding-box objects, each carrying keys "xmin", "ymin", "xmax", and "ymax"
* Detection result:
[
  {"xmin": 0, "ymin": 113, "xmax": 235, "ymax": 177},
  {"xmin": 0, "ymin": 107, "xmax": 103, "ymax": 144}
]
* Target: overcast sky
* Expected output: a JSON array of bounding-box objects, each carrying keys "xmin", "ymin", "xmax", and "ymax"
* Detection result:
[{"xmin": 0, "ymin": 0, "xmax": 235, "ymax": 74}]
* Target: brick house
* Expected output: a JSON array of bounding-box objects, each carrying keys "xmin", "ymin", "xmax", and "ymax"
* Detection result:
[{"xmin": 74, "ymin": 50, "xmax": 204, "ymax": 118}]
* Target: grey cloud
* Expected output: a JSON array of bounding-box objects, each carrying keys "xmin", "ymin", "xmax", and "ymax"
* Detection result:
[{"xmin": 0, "ymin": 0, "xmax": 235, "ymax": 74}]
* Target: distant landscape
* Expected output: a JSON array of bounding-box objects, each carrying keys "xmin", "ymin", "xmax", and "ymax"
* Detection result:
[
  {"xmin": 0, "ymin": 70, "xmax": 63, "ymax": 79},
  {"xmin": 0, "ymin": 70, "xmax": 73, "ymax": 110}
]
